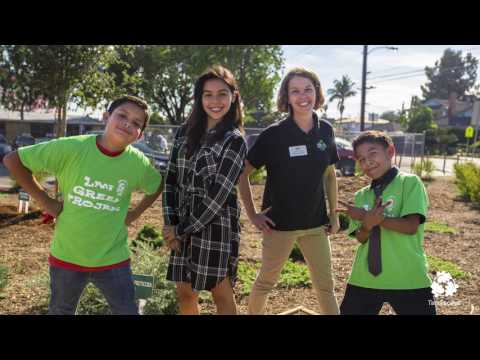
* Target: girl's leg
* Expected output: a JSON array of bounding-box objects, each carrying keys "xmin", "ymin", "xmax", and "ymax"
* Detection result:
[
  {"xmin": 248, "ymin": 230, "xmax": 296, "ymax": 314},
  {"xmin": 297, "ymin": 228, "xmax": 340, "ymax": 315},
  {"xmin": 211, "ymin": 277, "xmax": 237, "ymax": 315},
  {"xmin": 176, "ymin": 282, "xmax": 200, "ymax": 315}
]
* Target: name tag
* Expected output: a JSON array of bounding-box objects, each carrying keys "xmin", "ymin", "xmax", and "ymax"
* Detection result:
[{"xmin": 289, "ymin": 145, "xmax": 308, "ymax": 157}]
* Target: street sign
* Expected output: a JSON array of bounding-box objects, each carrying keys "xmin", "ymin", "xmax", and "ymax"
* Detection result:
[{"xmin": 465, "ymin": 126, "xmax": 474, "ymax": 138}]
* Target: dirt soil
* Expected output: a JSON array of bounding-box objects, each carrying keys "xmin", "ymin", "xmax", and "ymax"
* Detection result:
[{"xmin": 0, "ymin": 176, "xmax": 478, "ymax": 315}]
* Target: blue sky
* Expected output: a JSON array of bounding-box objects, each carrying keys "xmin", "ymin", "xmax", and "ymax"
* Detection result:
[{"xmin": 282, "ymin": 45, "xmax": 480, "ymax": 119}]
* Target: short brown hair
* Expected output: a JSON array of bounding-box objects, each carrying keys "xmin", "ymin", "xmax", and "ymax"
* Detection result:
[
  {"xmin": 352, "ymin": 130, "xmax": 394, "ymax": 153},
  {"xmin": 276, "ymin": 67, "xmax": 325, "ymax": 113},
  {"xmin": 107, "ymin": 95, "xmax": 150, "ymax": 131}
]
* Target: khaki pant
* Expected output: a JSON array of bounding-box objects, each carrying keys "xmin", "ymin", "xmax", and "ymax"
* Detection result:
[{"xmin": 247, "ymin": 226, "xmax": 340, "ymax": 315}]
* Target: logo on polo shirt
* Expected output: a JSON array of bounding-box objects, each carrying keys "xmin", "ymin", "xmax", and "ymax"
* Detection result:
[{"xmin": 316, "ymin": 140, "xmax": 327, "ymax": 151}]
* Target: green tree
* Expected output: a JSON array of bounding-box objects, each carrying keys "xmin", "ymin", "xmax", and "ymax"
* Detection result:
[
  {"xmin": 406, "ymin": 105, "xmax": 436, "ymax": 133},
  {"xmin": 29, "ymin": 45, "xmax": 133, "ymax": 137},
  {"xmin": 327, "ymin": 75, "xmax": 357, "ymax": 121},
  {"xmin": 0, "ymin": 45, "xmax": 46, "ymax": 120},
  {"xmin": 138, "ymin": 45, "xmax": 283, "ymax": 125},
  {"xmin": 421, "ymin": 48, "xmax": 478, "ymax": 100},
  {"xmin": 380, "ymin": 110, "xmax": 401, "ymax": 123}
]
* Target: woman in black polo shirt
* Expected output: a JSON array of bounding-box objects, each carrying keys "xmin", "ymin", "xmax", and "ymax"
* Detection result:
[{"xmin": 239, "ymin": 67, "xmax": 340, "ymax": 315}]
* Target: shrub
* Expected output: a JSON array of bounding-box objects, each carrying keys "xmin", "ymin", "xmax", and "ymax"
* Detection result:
[
  {"xmin": 338, "ymin": 212, "xmax": 350, "ymax": 231},
  {"xmin": 289, "ymin": 242, "xmax": 304, "ymax": 262},
  {"xmin": 0, "ymin": 265, "xmax": 8, "ymax": 292},
  {"xmin": 249, "ymin": 166, "xmax": 266, "ymax": 184},
  {"xmin": 454, "ymin": 162, "xmax": 480, "ymax": 205},
  {"xmin": 237, "ymin": 260, "xmax": 311, "ymax": 296},
  {"xmin": 132, "ymin": 225, "xmax": 164, "ymax": 250},
  {"xmin": 411, "ymin": 159, "xmax": 435, "ymax": 180},
  {"xmin": 25, "ymin": 241, "xmax": 178, "ymax": 315},
  {"xmin": 427, "ymin": 256, "xmax": 471, "ymax": 280},
  {"xmin": 425, "ymin": 221, "xmax": 458, "ymax": 234}
]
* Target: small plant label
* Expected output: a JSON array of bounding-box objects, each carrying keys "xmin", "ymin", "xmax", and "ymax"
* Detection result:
[
  {"xmin": 133, "ymin": 274, "xmax": 154, "ymax": 315},
  {"xmin": 18, "ymin": 189, "xmax": 30, "ymax": 214}
]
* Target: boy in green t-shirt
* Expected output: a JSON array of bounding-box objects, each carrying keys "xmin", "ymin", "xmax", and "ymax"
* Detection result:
[
  {"xmin": 337, "ymin": 131, "xmax": 436, "ymax": 315},
  {"xmin": 3, "ymin": 95, "xmax": 163, "ymax": 315}
]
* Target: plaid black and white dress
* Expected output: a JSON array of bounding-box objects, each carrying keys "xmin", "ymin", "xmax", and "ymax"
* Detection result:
[{"xmin": 163, "ymin": 125, "xmax": 247, "ymax": 291}]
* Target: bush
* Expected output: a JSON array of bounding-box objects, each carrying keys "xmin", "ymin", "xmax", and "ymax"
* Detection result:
[
  {"xmin": 427, "ymin": 256, "xmax": 470, "ymax": 280},
  {"xmin": 354, "ymin": 161, "xmax": 364, "ymax": 177},
  {"xmin": 0, "ymin": 265, "xmax": 8, "ymax": 292},
  {"xmin": 338, "ymin": 212, "xmax": 350, "ymax": 231},
  {"xmin": 132, "ymin": 225, "xmax": 164, "ymax": 250},
  {"xmin": 454, "ymin": 162, "xmax": 480, "ymax": 204},
  {"xmin": 411, "ymin": 159, "xmax": 435, "ymax": 180},
  {"xmin": 289, "ymin": 242, "xmax": 304, "ymax": 262},
  {"xmin": 237, "ymin": 260, "xmax": 311, "ymax": 296},
  {"xmin": 249, "ymin": 166, "xmax": 266, "ymax": 184},
  {"xmin": 25, "ymin": 241, "xmax": 178, "ymax": 315}
]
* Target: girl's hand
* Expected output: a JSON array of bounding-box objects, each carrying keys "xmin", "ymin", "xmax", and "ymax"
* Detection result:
[{"xmin": 250, "ymin": 207, "xmax": 276, "ymax": 233}]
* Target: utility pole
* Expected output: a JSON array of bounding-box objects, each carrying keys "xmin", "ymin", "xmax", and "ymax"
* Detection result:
[{"xmin": 360, "ymin": 45, "xmax": 368, "ymax": 131}]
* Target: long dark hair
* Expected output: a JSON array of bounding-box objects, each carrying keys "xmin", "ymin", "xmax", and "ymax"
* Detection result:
[{"xmin": 185, "ymin": 65, "xmax": 244, "ymax": 158}]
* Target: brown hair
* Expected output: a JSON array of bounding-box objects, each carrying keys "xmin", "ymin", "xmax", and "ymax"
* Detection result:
[
  {"xmin": 186, "ymin": 64, "xmax": 244, "ymax": 158},
  {"xmin": 352, "ymin": 130, "xmax": 394, "ymax": 153},
  {"xmin": 276, "ymin": 67, "xmax": 325, "ymax": 113},
  {"xmin": 107, "ymin": 95, "xmax": 150, "ymax": 132}
]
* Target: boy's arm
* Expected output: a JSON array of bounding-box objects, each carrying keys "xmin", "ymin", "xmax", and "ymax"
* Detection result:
[
  {"xmin": 323, "ymin": 164, "xmax": 339, "ymax": 234},
  {"xmin": 125, "ymin": 179, "xmax": 164, "ymax": 226},
  {"xmin": 3, "ymin": 151, "xmax": 62, "ymax": 216},
  {"xmin": 380, "ymin": 214, "xmax": 421, "ymax": 235}
]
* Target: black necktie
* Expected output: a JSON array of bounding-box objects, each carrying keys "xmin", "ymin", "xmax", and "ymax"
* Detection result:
[{"xmin": 367, "ymin": 167, "xmax": 399, "ymax": 276}]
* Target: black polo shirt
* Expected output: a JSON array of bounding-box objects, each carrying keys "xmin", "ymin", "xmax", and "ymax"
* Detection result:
[{"xmin": 247, "ymin": 113, "xmax": 339, "ymax": 231}]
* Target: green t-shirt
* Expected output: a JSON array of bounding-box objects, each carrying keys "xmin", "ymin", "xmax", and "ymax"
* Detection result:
[
  {"xmin": 18, "ymin": 135, "xmax": 162, "ymax": 267},
  {"xmin": 346, "ymin": 171, "xmax": 431, "ymax": 289}
]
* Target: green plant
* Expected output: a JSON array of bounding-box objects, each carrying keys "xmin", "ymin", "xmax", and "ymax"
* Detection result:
[
  {"xmin": 289, "ymin": 242, "xmax": 304, "ymax": 262},
  {"xmin": 237, "ymin": 260, "xmax": 311, "ymax": 296},
  {"xmin": 412, "ymin": 159, "xmax": 435, "ymax": 179},
  {"xmin": 454, "ymin": 162, "xmax": 480, "ymax": 204},
  {"xmin": 132, "ymin": 225, "xmax": 164, "ymax": 250},
  {"xmin": 338, "ymin": 212, "xmax": 350, "ymax": 231},
  {"xmin": 0, "ymin": 265, "xmax": 8, "ymax": 292},
  {"xmin": 427, "ymin": 255, "xmax": 471, "ymax": 280},
  {"xmin": 24, "ymin": 241, "xmax": 178, "ymax": 315},
  {"xmin": 249, "ymin": 166, "xmax": 266, "ymax": 184},
  {"xmin": 277, "ymin": 261, "xmax": 312, "ymax": 289},
  {"xmin": 425, "ymin": 221, "xmax": 458, "ymax": 234},
  {"xmin": 354, "ymin": 161, "xmax": 364, "ymax": 177}
]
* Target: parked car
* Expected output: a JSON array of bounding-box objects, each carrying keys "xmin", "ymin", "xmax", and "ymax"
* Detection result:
[
  {"xmin": 0, "ymin": 134, "xmax": 10, "ymax": 145},
  {"xmin": 35, "ymin": 136, "xmax": 55, "ymax": 144},
  {"xmin": 0, "ymin": 143, "xmax": 12, "ymax": 162},
  {"xmin": 132, "ymin": 140, "xmax": 169, "ymax": 173},
  {"xmin": 334, "ymin": 137, "xmax": 356, "ymax": 176},
  {"xmin": 245, "ymin": 134, "xmax": 356, "ymax": 176},
  {"xmin": 13, "ymin": 134, "xmax": 35, "ymax": 150}
]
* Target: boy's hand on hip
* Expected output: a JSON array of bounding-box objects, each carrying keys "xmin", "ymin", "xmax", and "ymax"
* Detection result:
[{"xmin": 124, "ymin": 210, "xmax": 138, "ymax": 226}]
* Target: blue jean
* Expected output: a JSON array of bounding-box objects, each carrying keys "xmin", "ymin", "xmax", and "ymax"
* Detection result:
[{"xmin": 48, "ymin": 264, "xmax": 138, "ymax": 315}]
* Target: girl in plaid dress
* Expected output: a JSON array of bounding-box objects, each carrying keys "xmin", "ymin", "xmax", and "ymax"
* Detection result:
[{"xmin": 162, "ymin": 65, "xmax": 247, "ymax": 315}]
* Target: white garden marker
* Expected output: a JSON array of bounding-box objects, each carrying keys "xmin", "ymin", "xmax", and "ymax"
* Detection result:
[{"xmin": 18, "ymin": 190, "xmax": 30, "ymax": 214}]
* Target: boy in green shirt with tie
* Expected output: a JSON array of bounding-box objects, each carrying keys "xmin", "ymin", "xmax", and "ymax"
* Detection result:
[{"xmin": 337, "ymin": 131, "xmax": 436, "ymax": 315}]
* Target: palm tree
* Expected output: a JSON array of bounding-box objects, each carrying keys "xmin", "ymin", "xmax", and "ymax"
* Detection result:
[{"xmin": 327, "ymin": 75, "xmax": 357, "ymax": 121}]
